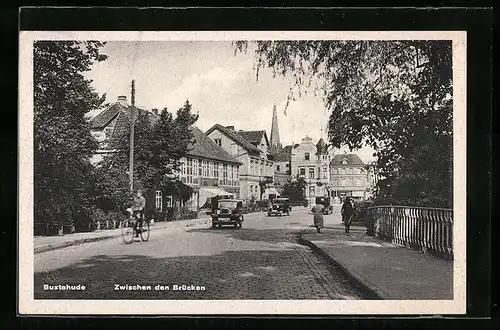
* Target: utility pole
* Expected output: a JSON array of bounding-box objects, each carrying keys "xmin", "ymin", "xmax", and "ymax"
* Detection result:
[{"xmin": 128, "ymin": 80, "xmax": 136, "ymax": 193}]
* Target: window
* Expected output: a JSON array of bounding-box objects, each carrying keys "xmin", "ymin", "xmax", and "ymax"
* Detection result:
[
  {"xmin": 104, "ymin": 127, "xmax": 113, "ymax": 139},
  {"xmin": 223, "ymin": 164, "xmax": 228, "ymax": 185},
  {"xmin": 341, "ymin": 158, "xmax": 348, "ymax": 165},
  {"xmin": 202, "ymin": 161, "xmax": 208, "ymax": 177},
  {"xmin": 277, "ymin": 165, "xmax": 280, "ymax": 172},
  {"xmin": 356, "ymin": 178, "xmax": 362, "ymax": 187},
  {"xmin": 309, "ymin": 168, "xmax": 315, "ymax": 179},
  {"xmin": 209, "ymin": 162, "xmax": 214, "ymax": 178},
  {"xmin": 323, "ymin": 167, "xmax": 327, "ymax": 178},
  {"xmin": 214, "ymin": 138, "xmax": 222, "ymax": 147},
  {"xmin": 299, "ymin": 168, "xmax": 306, "ymax": 177},
  {"xmin": 214, "ymin": 162, "xmax": 219, "ymax": 178},
  {"xmin": 155, "ymin": 190, "xmax": 162, "ymax": 211},
  {"xmin": 186, "ymin": 158, "xmax": 193, "ymax": 184},
  {"xmin": 286, "ymin": 163, "xmax": 290, "ymax": 168},
  {"xmin": 193, "ymin": 159, "xmax": 198, "ymax": 177},
  {"xmin": 305, "ymin": 152, "xmax": 310, "ymax": 160},
  {"xmin": 309, "ymin": 186, "xmax": 315, "ymax": 197},
  {"xmin": 181, "ymin": 158, "xmax": 186, "ymax": 175}
]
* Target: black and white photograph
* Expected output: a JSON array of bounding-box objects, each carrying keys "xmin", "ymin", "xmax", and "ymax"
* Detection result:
[{"xmin": 19, "ymin": 30, "xmax": 466, "ymax": 315}]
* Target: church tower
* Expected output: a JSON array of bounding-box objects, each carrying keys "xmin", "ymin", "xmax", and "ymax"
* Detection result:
[{"xmin": 270, "ymin": 103, "xmax": 282, "ymax": 154}]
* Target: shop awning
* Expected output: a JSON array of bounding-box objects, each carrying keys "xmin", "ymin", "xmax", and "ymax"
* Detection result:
[{"xmin": 199, "ymin": 187, "xmax": 235, "ymax": 209}]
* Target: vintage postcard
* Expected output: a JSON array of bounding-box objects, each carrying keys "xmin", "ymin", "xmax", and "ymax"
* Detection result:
[{"xmin": 18, "ymin": 30, "xmax": 466, "ymax": 315}]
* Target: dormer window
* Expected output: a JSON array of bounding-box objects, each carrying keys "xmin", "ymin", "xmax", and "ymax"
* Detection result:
[
  {"xmin": 305, "ymin": 152, "xmax": 310, "ymax": 160},
  {"xmin": 341, "ymin": 158, "xmax": 348, "ymax": 165}
]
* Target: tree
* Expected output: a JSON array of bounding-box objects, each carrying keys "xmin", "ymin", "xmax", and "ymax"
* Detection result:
[
  {"xmin": 234, "ymin": 40, "xmax": 453, "ymax": 207},
  {"xmin": 97, "ymin": 100, "xmax": 199, "ymax": 212},
  {"xmin": 34, "ymin": 41, "xmax": 107, "ymax": 231},
  {"xmin": 281, "ymin": 175, "xmax": 308, "ymax": 201}
]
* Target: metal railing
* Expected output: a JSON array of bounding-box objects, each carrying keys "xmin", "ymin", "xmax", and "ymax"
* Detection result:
[{"xmin": 367, "ymin": 206, "xmax": 453, "ymax": 259}]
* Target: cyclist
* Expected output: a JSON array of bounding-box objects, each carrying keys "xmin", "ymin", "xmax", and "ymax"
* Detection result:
[{"xmin": 131, "ymin": 189, "xmax": 146, "ymax": 237}]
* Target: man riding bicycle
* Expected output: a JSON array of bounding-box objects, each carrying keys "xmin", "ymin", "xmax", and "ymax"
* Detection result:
[{"xmin": 130, "ymin": 189, "xmax": 146, "ymax": 237}]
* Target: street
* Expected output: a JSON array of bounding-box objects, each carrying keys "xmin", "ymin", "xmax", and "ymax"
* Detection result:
[{"xmin": 34, "ymin": 206, "xmax": 368, "ymax": 300}]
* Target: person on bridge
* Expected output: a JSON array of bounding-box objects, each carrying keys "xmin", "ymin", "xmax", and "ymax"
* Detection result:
[
  {"xmin": 341, "ymin": 197, "xmax": 354, "ymax": 234},
  {"xmin": 311, "ymin": 202, "xmax": 325, "ymax": 233}
]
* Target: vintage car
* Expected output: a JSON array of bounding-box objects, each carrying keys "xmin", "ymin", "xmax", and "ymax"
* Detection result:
[
  {"xmin": 315, "ymin": 196, "xmax": 334, "ymax": 215},
  {"xmin": 267, "ymin": 197, "xmax": 291, "ymax": 216},
  {"xmin": 210, "ymin": 198, "xmax": 244, "ymax": 229}
]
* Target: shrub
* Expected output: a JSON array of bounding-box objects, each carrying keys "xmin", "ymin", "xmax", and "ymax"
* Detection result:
[
  {"xmin": 353, "ymin": 200, "xmax": 375, "ymax": 222},
  {"xmin": 178, "ymin": 207, "xmax": 198, "ymax": 220}
]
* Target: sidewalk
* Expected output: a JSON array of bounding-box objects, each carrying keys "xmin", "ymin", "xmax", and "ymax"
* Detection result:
[
  {"xmin": 34, "ymin": 216, "xmax": 211, "ymax": 254},
  {"xmin": 300, "ymin": 228, "xmax": 453, "ymax": 300}
]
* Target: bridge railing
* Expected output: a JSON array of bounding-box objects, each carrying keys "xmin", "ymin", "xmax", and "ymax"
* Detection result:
[{"xmin": 367, "ymin": 206, "xmax": 453, "ymax": 259}]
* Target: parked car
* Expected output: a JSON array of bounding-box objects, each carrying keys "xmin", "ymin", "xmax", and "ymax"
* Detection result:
[
  {"xmin": 315, "ymin": 196, "xmax": 334, "ymax": 215},
  {"xmin": 209, "ymin": 198, "xmax": 244, "ymax": 229},
  {"xmin": 267, "ymin": 197, "xmax": 291, "ymax": 216}
]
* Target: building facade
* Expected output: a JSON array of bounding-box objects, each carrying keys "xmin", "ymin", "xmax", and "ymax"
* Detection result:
[
  {"xmin": 177, "ymin": 126, "xmax": 242, "ymax": 211},
  {"xmin": 273, "ymin": 145, "xmax": 294, "ymax": 193},
  {"xmin": 329, "ymin": 153, "xmax": 374, "ymax": 202},
  {"xmin": 89, "ymin": 95, "xmax": 159, "ymax": 165},
  {"xmin": 291, "ymin": 136, "xmax": 331, "ymax": 204},
  {"xmin": 88, "ymin": 97, "xmax": 241, "ymax": 216},
  {"xmin": 206, "ymin": 124, "xmax": 274, "ymax": 202}
]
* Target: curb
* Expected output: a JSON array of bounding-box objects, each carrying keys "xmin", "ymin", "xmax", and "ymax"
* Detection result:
[
  {"xmin": 298, "ymin": 235, "xmax": 388, "ymax": 300},
  {"xmin": 34, "ymin": 219, "xmax": 210, "ymax": 254}
]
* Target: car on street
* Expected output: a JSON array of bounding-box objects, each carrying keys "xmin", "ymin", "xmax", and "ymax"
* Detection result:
[
  {"xmin": 209, "ymin": 198, "xmax": 244, "ymax": 228},
  {"xmin": 267, "ymin": 197, "xmax": 291, "ymax": 216}
]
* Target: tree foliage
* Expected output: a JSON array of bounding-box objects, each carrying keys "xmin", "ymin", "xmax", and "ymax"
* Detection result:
[
  {"xmin": 235, "ymin": 40, "xmax": 453, "ymax": 207},
  {"xmin": 281, "ymin": 175, "xmax": 308, "ymax": 201},
  {"xmin": 34, "ymin": 41, "xmax": 108, "ymax": 228},
  {"xmin": 96, "ymin": 100, "xmax": 199, "ymax": 210}
]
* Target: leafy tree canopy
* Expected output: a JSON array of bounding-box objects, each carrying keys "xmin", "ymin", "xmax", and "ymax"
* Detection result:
[
  {"xmin": 34, "ymin": 41, "xmax": 108, "ymax": 227},
  {"xmin": 235, "ymin": 40, "xmax": 453, "ymax": 207},
  {"xmin": 97, "ymin": 100, "xmax": 199, "ymax": 209},
  {"xmin": 281, "ymin": 175, "xmax": 308, "ymax": 202}
]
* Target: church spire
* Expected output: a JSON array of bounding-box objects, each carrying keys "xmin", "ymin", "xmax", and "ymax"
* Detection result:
[{"xmin": 270, "ymin": 102, "xmax": 282, "ymax": 153}]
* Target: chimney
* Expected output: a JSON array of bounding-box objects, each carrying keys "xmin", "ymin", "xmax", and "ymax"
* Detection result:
[
  {"xmin": 226, "ymin": 126, "xmax": 235, "ymax": 130},
  {"xmin": 117, "ymin": 95, "xmax": 128, "ymax": 106}
]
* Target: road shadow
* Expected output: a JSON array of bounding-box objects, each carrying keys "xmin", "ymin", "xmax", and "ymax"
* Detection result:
[{"xmin": 34, "ymin": 250, "xmax": 352, "ymax": 300}]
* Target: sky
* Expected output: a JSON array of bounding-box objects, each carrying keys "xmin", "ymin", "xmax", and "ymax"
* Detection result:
[{"xmin": 85, "ymin": 41, "xmax": 376, "ymax": 163}]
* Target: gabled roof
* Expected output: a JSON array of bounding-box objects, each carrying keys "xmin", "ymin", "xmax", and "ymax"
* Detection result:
[
  {"xmin": 274, "ymin": 145, "xmax": 293, "ymax": 162},
  {"xmin": 238, "ymin": 130, "xmax": 270, "ymax": 147},
  {"xmin": 206, "ymin": 124, "xmax": 261, "ymax": 155},
  {"xmin": 89, "ymin": 102, "xmax": 159, "ymax": 146},
  {"xmin": 187, "ymin": 126, "xmax": 242, "ymax": 165},
  {"xmin": 331, "ymin": 154, "xmax": 365, "ymax": 166}
]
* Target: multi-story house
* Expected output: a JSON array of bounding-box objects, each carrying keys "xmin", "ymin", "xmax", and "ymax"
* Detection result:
[
  {"xmin": 89, "ymin": 95, "xmax": 159, "ymax": 165},
  {"xmin": 291, "ymin": 136, "xmax": 331, "ymax": 204},
  {"xmin": 329, "ymin": 153, "xmax": 374, "ymax": 202},
  {"xmin": 88, "ymin": 96, "xmax": 241, "ymax": 217},
  {"xmin": 206, "ymin": 124, "xmax": 275, "ymax": 202},
  {"xmin": 272, "ymin": 145, "xmax": 294, "ymax": 193},
  {"xmin": 178, "ymin": 126, "xmax": 242, "ymax": 211}
]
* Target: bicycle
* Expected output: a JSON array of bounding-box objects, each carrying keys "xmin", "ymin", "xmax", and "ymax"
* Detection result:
[{"xmin": 121, "ymin": 208, "xmax": 150, "ymax": 244}]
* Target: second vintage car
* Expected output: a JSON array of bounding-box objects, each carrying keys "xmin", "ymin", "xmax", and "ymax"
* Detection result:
[{"xmin": 267, "ymin": 197, "xmax": 291, "ymax": 216}]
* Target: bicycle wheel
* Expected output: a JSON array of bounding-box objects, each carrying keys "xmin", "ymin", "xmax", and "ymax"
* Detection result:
[
  {"xmin": 121, "ymin": 220, "xmax": 134, "ymax": 244},
  {"xmin": 140, "ymin": 220, "xmax": 150, "ymax": 242}
]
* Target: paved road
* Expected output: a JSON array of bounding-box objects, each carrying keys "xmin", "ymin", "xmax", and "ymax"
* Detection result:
[{"xmin": 34, "ymin": 206, "xmax": 365, "ymax": 300}]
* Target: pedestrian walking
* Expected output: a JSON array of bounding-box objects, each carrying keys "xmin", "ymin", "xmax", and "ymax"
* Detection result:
[
  {"xmin": 341, "ymin": 197, "xmax": 354, "ymax": 234},
  {"xmin": 311, "ymin": 202, "xmax": 325, "ymax": 233}
]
